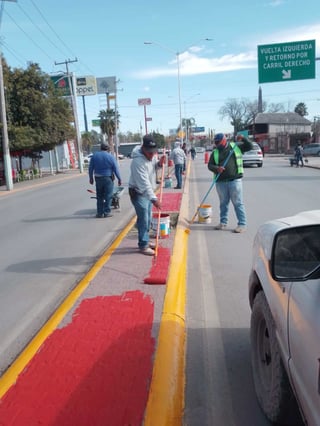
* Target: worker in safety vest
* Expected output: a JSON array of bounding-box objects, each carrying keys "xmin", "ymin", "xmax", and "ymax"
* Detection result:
[{"xmin": 207, "ymin": 133, "xmax": 253, "ymax": 233}]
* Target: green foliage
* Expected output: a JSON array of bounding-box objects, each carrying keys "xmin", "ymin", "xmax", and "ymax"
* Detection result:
[
  {"xmin": 294, "ymin": 102, "xmax": 308, "ymax": 117},
  {"xmin": 3, "ymin": 60, "xmax": 75, "ymax": 154}
]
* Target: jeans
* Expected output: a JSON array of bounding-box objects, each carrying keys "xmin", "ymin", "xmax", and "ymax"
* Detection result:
[
  {"xmin": 174, "ymin": 163, "xmax": 183, "ymax": 188},
  {"xmin": 216, "ymin": 179, "xmax": 246, "ymax": 226},
  {"xmin": 130, "ymin": 193, "xmax": 152, "ymax": 249},
  {"xmin": 95, "ymin": 176, "xmax": 114, "ymax": 216}
]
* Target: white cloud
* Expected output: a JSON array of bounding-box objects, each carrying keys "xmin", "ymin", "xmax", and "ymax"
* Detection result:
[{"xmin": 134, "ymin": 23, "xmax": 320, "ymax": 80}]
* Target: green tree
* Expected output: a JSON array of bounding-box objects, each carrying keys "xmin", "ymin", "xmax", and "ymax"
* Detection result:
[
  {"xmin": 4, "ymin": 61, "xmax": 75, "ymax": 153},
  {"xmin": 81, "ymin": 130, "xmax": 102, "ymax": 153},
  {"xmin": 294, "ymin": 102, "xmax": 308, "ymax": 117},
  {"xmin": 99, "ymin": 108, "xmax": 120, "ymax": 151}
]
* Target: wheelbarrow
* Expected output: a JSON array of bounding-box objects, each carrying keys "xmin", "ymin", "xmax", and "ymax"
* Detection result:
[{"xmin": 87, "ymin": 186, "xmax": 125, "ymax": 210}]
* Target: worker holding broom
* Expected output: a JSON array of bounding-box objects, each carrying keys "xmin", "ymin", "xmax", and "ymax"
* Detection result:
[
  {"xmin": 208, "ymin": 133, "xmax": 252, "ymax": 233},
  {"xmin": 129, "ymin": 135, "xmax": 166, "ymax": 256}
]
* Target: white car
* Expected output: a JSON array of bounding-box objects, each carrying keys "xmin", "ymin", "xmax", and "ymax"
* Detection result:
[
  {"xmin": 242, "ymin": 142, "xmax": 263, "ymax": 167},
  {"xmin": 249, "ymin": 210, "xmax": 320, "ymax": 425}
]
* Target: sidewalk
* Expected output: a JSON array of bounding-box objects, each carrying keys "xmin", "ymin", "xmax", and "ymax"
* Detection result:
[{"xmin": 0, "ymin": 169, "xmax": 189, "ymax": 426}]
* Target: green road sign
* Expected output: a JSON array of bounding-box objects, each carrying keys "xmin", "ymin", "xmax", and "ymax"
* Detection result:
[
  {"xmin": 92, "ymin": 119, "xmax": 101, "ymax": 127},
  {"xmin": 258, "ymin": 39, "xmax": 316, "ymax": 84}
]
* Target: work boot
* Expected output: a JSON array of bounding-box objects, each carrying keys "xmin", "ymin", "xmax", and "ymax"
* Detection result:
[
  {"xmin": 139, "ymin": 247, "xmax": 155, "ymax": 256},
  {"xmin": 214, "ymin": 223, "xmax": 227, "ymax": 230},
  {"xmin": 233, "ymin": 226, "xmax": 246, "ymax": 233}
]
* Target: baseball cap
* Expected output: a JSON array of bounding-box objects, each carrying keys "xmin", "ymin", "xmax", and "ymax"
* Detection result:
[
  {"xmin": 214, "ymin": 133, "xmax": 225, "ymax": 143},
  {"xmin": 101, "ymin": 143, "xmax": 110, "ymax": 151},
  {"xmin": 142, "ymin": 135, "xmax": 158, "ymax": 152}
]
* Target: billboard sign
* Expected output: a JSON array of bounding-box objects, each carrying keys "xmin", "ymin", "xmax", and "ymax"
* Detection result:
[
  {"xmin": 192, "ymin": 126, "xmax": 205, "ymax": 133},
  {"xmin": 258, "ymin": 39, "xmax": 316, "ymax": 84},
  {"xmin": 138, "ymin": 98, "xmax": 151, "ymax": 106},
  {"xmin": 96, "ymin": 76, "xmax": 116, "ymax": 94},
  {"xmin": 50, "ymin": 75, "xmax": 72, "ymax": 97},
  {"xmin": 76, "ymin": 76, "xmax": 97, "ymax": 96}
]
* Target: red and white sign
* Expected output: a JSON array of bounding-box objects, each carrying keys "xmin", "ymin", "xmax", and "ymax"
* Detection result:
[{"xmin": 138, "ymin": 98, "xmax": 151, "ymax": 106}]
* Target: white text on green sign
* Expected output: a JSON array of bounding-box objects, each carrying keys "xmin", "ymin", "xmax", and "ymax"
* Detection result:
[{"xmin": 258, "ymin": 39, "xmax": 315, "ymax": 84}]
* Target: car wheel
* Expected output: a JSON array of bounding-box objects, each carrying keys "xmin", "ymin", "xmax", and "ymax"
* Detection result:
[
  {"xmin": 258, "ymin": 162, "xmax": 263, "ymax": 167},
  {"xmin": 250, "ymin": 292, "xmax": 302, "ymax": 425}
]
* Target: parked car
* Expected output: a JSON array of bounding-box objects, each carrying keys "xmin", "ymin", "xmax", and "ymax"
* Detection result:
[
  {"xmin": 242, "ymin": 142, "xmax": 263, "ymax": 167},
  {"xmin": 248, "ymin": 210, "xmax": 320, "ymax": 426},
  {"xmin": 302, "ymin": 143, "xmax": 320, "ymax": 157}
]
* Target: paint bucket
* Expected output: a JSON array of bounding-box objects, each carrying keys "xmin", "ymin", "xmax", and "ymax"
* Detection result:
[
  {"xmin": 152, "ymin": 213, "xmax": 170, "ymax": 238},
  {"xmin": 198, "ymin": 204, "xmax": 212, "ymax": 224},
  {"xmin": 164, "ymin": 177, "xmax": 172, "ymax": 188},
  {"xmin": 168, "ymin": 159, "xmax": 174, "ymax": 167}
]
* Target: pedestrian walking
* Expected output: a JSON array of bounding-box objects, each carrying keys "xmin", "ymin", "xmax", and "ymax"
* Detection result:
[
  {"xmin": 190, "ymin": 146, "xmax": 196, "ymax": 160},
  {"xmin": 294, "ymin": 141, "xmax": 304, "ymax": 167},
  {"xmin": 170, "ymin": 141, "xmax": 186, "ymax": 189},
  {"xmin": 128, "ymin": 135, "xmax": 165, "ymax": 256},
  {"xmin": 89, "ymin": 143, "xmax": 122, "ymax": 218},
  {"xmin": 208, "ymin": 133, "xmax": 253, "ymax": 233}
]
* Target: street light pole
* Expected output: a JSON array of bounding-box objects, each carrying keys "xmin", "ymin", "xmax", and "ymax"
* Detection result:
[{"xmin": 144, "ymin": 39, "xmax": 212, "ymax": 145}]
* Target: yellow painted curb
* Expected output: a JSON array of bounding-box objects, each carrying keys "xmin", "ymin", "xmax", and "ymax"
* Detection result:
[{"xmin": 144, "ymin": 161, "xmax": 190, "ymax": 426}]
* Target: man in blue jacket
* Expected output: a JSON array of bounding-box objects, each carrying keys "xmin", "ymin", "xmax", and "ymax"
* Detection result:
[{"xmin": 89, "ymin": 143, "xmax": 122, "ymax": 218}]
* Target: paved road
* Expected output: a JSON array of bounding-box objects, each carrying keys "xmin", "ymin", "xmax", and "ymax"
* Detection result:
[{"xmin": 184, "ymin": 154, "xmax": 320, "ymax": 425}]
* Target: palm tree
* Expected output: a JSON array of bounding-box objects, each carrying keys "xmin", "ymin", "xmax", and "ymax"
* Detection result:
[
  {"xmin": 99, "ymin": 109, "xmax": 120, "ymax": 151},
  {"xmin": 182, "ymin": 117, "xmax": 196, "ymax": 143}
]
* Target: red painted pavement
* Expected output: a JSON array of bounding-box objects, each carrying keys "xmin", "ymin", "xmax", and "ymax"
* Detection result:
[
  {"xmin": 144, "ymin": 247, "xmax": 171, "ymax": 285},
  {"xmin": 0, "ymin": 291, "xmax": 155, "ymax": 426},
  {"xmin": 154, "ymin": 192, "xmax": 182, "ymax": 213}
]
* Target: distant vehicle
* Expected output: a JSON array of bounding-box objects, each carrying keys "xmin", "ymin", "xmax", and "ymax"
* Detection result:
[
  {"xmin": 242, "ymin": 142, "xmax": 263, "ymax": 167},
  {"xmin": 82, "ymin": 154, "xmax": 93, "ymax": 165},
  {"xmin": 249, "ymin": 210, "xmax": 320, "ymax": 426},
  {"xmin": 302, "ymin": 143, "xmax": 320, "ymax": 157},
  {"xmin": 195, "ymin": 147, "xmax": 205, "ymax": 153}
]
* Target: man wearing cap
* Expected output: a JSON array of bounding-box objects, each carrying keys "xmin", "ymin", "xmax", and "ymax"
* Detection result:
[
  {"xmin": 89, "ymin": 143, "xmax": 122, "ymax": 218},
  {"xmin": 129, "ymin": 134, "xmax": 165, "ymax": 255},
  {"xmin": 208, "ymin": 133, "xmax": 252, "ymax": 233},
  {"xmin": 170, "ymin": 141, "xmax": 186, "ymax": 189}
]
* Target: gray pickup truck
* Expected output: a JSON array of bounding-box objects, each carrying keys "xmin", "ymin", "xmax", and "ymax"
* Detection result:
[{"xmin": 248, "ymin": 210, "xmax": 320, "ymax": 426}]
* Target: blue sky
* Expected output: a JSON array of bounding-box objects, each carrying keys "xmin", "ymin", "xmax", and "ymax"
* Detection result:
[{"xmin": 1, "ymin": 0, "xmax": 320, "ymax": 137}]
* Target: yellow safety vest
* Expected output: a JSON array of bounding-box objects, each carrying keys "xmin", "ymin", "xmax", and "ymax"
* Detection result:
[{"xmin": 213, "ymin": 143, "xmax": 244, "ymax": 174}]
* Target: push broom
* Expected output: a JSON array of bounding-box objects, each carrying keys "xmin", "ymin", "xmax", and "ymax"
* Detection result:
[
  {"xmin": 189, "ymin": 145, "xmax": 237, "ymax": 225},
  {"xmin": 144, "ymin": 162, "xmax": 171, "ymax": 285}
]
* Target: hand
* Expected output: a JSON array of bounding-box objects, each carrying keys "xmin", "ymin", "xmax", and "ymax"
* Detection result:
[
  {"xmin": 152, "ymin": 199, "xmax": 161, "ymax": 210},
  {"xmin": 159, "ymin": 155, "xmax": 166, "ymax": 166},
  {"xmin": 118, "ymin": 180, "xmax": 122, "ymax": 186},
  {"xmin": 217, "ymin": 166, "xmax": 225, "ymax": 174},
  {"xmin": 89, "ymin": 178, "xmax": 94, "ymax": 185}
]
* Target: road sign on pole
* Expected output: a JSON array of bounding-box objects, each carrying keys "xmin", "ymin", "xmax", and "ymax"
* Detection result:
[
  {"xmin": 138, "ymin": 98, "xmax": 151, "ymax": 106},
  {"xmin": 257, "ymin": 39, "xmax": 316, "ymax": 84}
]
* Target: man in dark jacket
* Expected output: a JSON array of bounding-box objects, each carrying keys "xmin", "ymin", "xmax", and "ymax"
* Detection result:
[
  {"xmin": 208, "ymin": 133, "xmax": 252, "ymax": 233},
  {"xmin": 89, "ymin": 143, "xmax": 122, "ymax": 218}
]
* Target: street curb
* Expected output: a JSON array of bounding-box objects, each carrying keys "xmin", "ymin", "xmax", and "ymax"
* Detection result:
[{"xmin": 144, "ymin": 161, "xmax": 190, "ymax": 425}]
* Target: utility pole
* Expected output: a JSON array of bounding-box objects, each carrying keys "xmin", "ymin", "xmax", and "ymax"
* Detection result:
[
  {"xmin": 0, "ymin": 0, "xmax": 17, "ymax": 191},
  {"xmin": 54, "ymin": 58, "xmax": 83, "ymax": 173}
]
